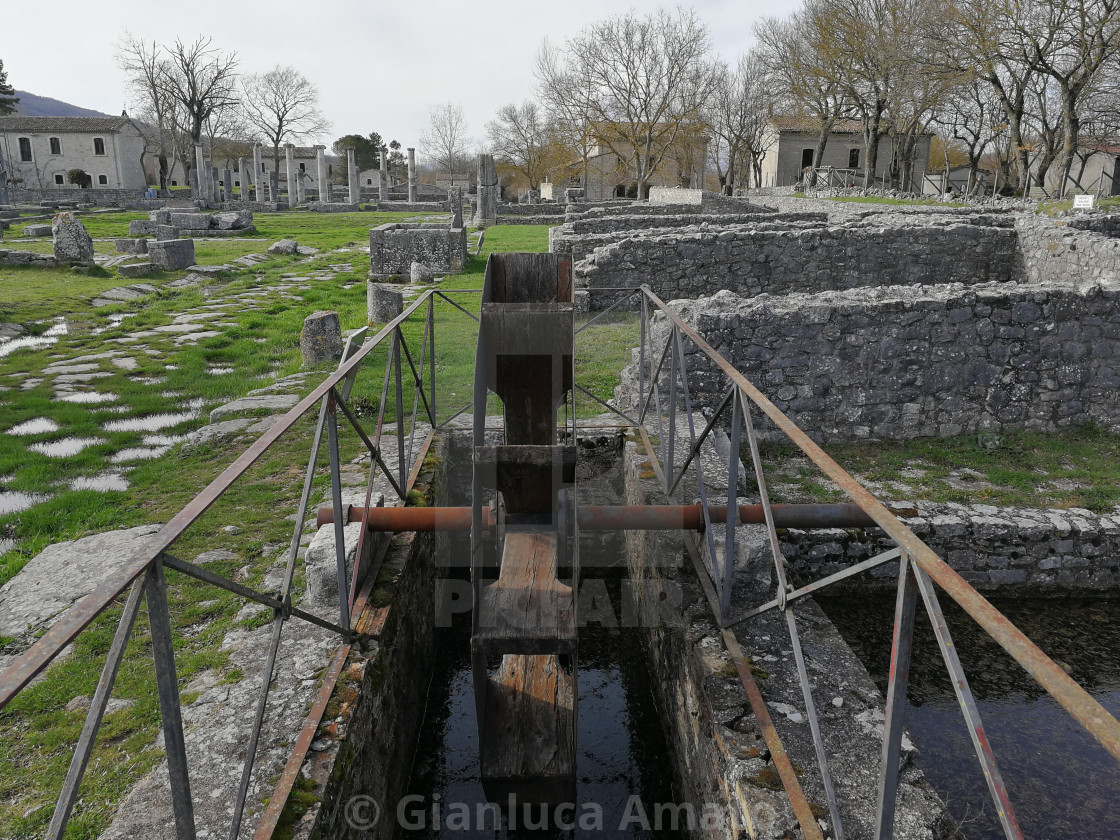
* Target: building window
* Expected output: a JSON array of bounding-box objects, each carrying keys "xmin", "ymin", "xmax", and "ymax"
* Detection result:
[
  {"xmin": 367, "ymin": 178, "xmax": 372, "ymax": 185},
  {"xmin": 235, "ymin": 179, "xmax": 240, "ymax": 187},
  {"xmin": 18, "ymin": 137, "xmax": 32, "ymax": 161},
  {"xmin": 172, "ymin": 180, "xmax": 178, "ymax": 186},
  {"xmin": 801, "ymin": 148, "xmax": 815, "ymax": 169},
  {"xmin": 54, "ymin": 174, "xmax": 65, "ymax": 185},
  {"xmin": 848, "ymin": 148, "xmax": 860, "ymax": 169},
  {"xmin": 93, "ymin": 138, "xmax": 106, "ymax": 155},
  {"xmin": 97, "ymin": 174, "xmax": 108, "ymax": 185},
  {"xmin": 49, "ymin": 137, "xmax": 62, "ymax": 155},
  {"xmin": 299, "ymin": 162, "xmax": 305, "ymax": 172},
  {"xmin": 328, "ymin": 164, "xmax": 333, "ymax": 176}
]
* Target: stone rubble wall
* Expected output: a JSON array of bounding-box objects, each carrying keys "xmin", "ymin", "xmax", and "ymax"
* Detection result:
[
  {"xmin": 1017, "ymin": 216, "xmax": 1120, "ymax": 286},
  {"xmin": 779, "ymin": 501, "xmax": 1120, "ymax": 596},
  {"xmin": 1067, "ymin": 213, "xmax": 1120, "ymax": 237},
  {"xmin": 0, "ymin": 248, "xmax": 57, "ymax": 267},
  {"xmin": 565, "ymin": 198, "xmax": 774, "ymax": 221},
  {"xmin": 577, "ymin": 218, "xmax": 1020, "ymax": 307},
  {"xmin": 550, "ymin": 216, "xmax": 828, "ymax": 261},
  {"xmin": 618, "ymin": 279, "xmax": 1120, "ymax": 441},
  {"xmin": 368, "ymin": 222, "xmax": 467, "ymax": 277}
]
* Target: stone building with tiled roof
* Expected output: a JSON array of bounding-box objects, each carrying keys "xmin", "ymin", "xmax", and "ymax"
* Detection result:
[{"xmin": 0, "ymin": 114, "xmax": 149, "ymax": 192}]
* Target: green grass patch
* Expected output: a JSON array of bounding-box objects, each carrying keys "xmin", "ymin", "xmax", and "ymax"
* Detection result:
[{"xmin": 753, "ymin": 423, "xmax": 1120, "ymax": 512}]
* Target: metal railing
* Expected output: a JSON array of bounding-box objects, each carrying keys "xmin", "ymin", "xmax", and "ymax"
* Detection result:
[
  {"xmin": 615, "ymin": 283, "xmax": 1120, "ymax": 840},
  {"xmin": 4, "ymin": 276, "xmax": 1120, "ymax": 840},
  {"xmin": 0, "ymin": 287, "xmax": 480, "ymax": 840}
]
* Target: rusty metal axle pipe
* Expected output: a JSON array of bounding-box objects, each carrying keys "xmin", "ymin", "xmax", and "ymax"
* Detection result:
[{"xmin": 316, "ymin": 503, "xmax": 876, "ymax": 532}]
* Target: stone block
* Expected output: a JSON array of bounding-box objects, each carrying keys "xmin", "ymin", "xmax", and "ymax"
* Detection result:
[
  {"xmin": 52, "ymin": 213, "xmax": 94, "ymax": 264},
  {"xmin": 22, "ymin": 223, "xmax": 52, "ymax": 237},
  {"xmin": 300, "ymin": 310, "xmax": 343, "ymax": 366},
  {"xmin": 367, "ymin": 282, "xmax": 404, "ymax": 322},
  {"xmin": 156, "ymin": 225, "xmax": 179, "ymax": 241},
  {"xmin": 303, "ymin": 520, "xmax": 375, "ymax": 610},
  {"xmin": 114, "ymin": 238, "xmax": 148, "ymax": 255},
  {"xmin": 169, "ymin": 212, "xmax": 211, "ymax": 231},
  {"xmin": 149, "ymin": 209, "xmax": 172, "ymax": 225},
  {"xmin": 128, "ymin": 219, "xmax": 156, "ymax": 236},
  {"xmin": 213, "ymin": 209, "xmax": 253, "ymax": 230},
  {"xmin": 118, "ymin": 262, "xmax": 153, "ymax": 278},
  {"xmin": 267, "ymin": 238, "xmax": 299, "ymax": 255},
  {"xmin": 148, "ymin": 238, "xmax": 196, "ymax": 271}
]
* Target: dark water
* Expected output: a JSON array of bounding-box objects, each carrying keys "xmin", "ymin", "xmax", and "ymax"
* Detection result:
[
  {"xmin": 400, "ymin": 579, "xmax": 684, "ymax": 840},
  {"xmin": 818, "ymin": 595, "xmax": 1120, "ymax": 839}
]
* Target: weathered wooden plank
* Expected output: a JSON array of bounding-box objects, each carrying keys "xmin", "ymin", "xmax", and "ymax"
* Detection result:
[
  {"xmin": 482, "ymin": 654, "xmax": 575, "ymax": 786},
  {"xmin": 475, "ymin": 532, "xmax": 575, "ymax": 652},
  {"xmin": 485, "ymin": 253, "xmax": 573, "ymax": 304}
]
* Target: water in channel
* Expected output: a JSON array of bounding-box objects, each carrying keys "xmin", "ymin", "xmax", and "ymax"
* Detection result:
[{"xmin": 818, "ymin": 595, "xmax": 1120, "ymax": 840}]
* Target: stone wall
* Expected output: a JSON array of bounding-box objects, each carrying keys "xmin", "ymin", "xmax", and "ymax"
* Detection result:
[
  {"xmin": 778, "ymin": 501, "xmax": 1120, "ymax": 596},
  {"xmin": 578, "ymin": 218, "xmax": 1019, "ymax": 307},
  {"xmin": 1017, "ymin": 216, "xmax": 1120, "ymax": 286},
  {"xmin": 369, "ymin": 222, "xmax": 467, "ymax": 278},
  {"xmin": 372, "ymin": 200, "xmax": 449, "ymax": 212},
  {"xmin": 619, "ymin": 280, "xmax": 1120, "ymax": 441},
  {"xmin": 550, "ymin": 216, "xmax": 827, "ymax": 261},
  {"xmin": 10, "ymin": 187, "xmax": 166, "ymax": 207},
  {"xmin": 1068, "ymin": 213, "xmax": 1120, "ymax": 237}
]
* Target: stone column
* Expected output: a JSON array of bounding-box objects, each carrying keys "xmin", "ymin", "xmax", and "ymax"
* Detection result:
[
  {"xmin": 252, "ymin": 143, "xmax": 263, "ymax": 200},
  {"xmin": 347, "ymin": 148, "xmax": 360, "ymax": 205},
  {"xmin": 268, "ymin": 171, "xmax": 279, "ymax": 203},
  {"xmin": 210, "ymin": 166, "xmax": 220, "ymax": 203},
  {"xmin": 378, "ymin": 146, "xmax": 389, "ymax": 202},
  {"xmin": 407, "ymin": 147, "xmax": 417, "ymax": 203},
  {"xmin": 222, "ymin": 169, "xmax": 233, "ymax": 202},
  {"xmin": 189, "ymin": 169, "xmax": 200, "ymax": 199},
  {"xmin": 285, "ymin": 144, "xmax": 297, "ymax": 208},
  {"xmin": 315, "ymin": 145, "xmax": 329, "ymax": 204},
  {"xmin": 194, "ymin": 144, "xmax": 207, "ymax": 201},
  {"xmin": 476, "ymin": 153, "xmax": 498, "ymax": 227},
  {"xmin": 237, "ymin": 158, "xmax": 247, "ymax": 199},
  {"xmin": 297, "ymin": 172, "xmax": 306, "ymax": 205}
]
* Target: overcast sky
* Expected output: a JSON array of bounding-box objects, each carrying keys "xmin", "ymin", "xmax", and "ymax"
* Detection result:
[{"xmin": 2, "ymin": 0, "xmax": 800, "ymax": 153}]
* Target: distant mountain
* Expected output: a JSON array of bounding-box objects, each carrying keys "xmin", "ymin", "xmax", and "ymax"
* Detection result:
[{"xmin": 11, "ymin": 91, "xmax": 112, "ymax": 118}]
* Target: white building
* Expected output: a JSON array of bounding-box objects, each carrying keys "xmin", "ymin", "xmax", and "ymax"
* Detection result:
[
  {"xmin": 757, "ymin": 117, "xmax": 932, "ymax": 190},
  {"xmin": 0, "ymin": 114, "xmax": 149, "ymax": 192}
]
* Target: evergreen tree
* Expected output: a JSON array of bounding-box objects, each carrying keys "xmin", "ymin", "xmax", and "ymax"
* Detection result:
[{"xmin": 0, "ymin": 60, "xmax": 19, "ymax": 115}]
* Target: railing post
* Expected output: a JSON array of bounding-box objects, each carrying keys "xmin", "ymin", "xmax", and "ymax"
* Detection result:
[
  {"xmin": 326, "ymin": 390, "xmax": 351, "ymax": 631},
  {"xmin": 48, "ymin": 578, "xmax": 146, "ymax": 839},
  {"xmin": 724, "ymin": 390, "xmax": 741, "ymax": 620},
  {"xmin": 146, "ymin": 555, "xmax": 197, "ymax": 840},
  {"xmin": 874, "ymin": 550, "xmax": 919, "ymax": 840},
  {"xmin": 393, "ymin": 328, "xmax": 406, "ymax": 494},
  {"xmin": 639, "ymin": 295, "xmax": 648, "ymax": 422},
  {"xmin": 666, "ymin": 325, "xmax": 678, "ymax": 489},
  {"xmin": 428, "ymin": 294, "xmax": 436, "ymax": 424}
]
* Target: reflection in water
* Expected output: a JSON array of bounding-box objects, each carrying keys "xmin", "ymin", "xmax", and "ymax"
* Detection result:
[
  {"xmin": 57, "ymin": 391, "xmax": 119, "ymax": 405},
  {"xmin": 0, "ymin": 491, "xmax": 47, "ymax": 515},
  {"xmin": 29, "ymin": 437, "xmax": 105, "ymax": 457},
  {"xmin": 819, "ymin": 595, "xmax": 1120, "ymax": 840},
  {"xmin": 7, "ymin": 417, "xmax": 60, "ymax": 436},
  {"xmin": 402, "ymin": 581, "xmax": 683, "ymax": 840},
  {"xmin": 0, "ymin": 319, "xmax": 68, "ymax": 359},
  {"xmin": 70, "ymin": 473, "xmax": 129, "ymax": 492},
  {"xmin": 102, "ymin": 410, "xmax": 198, "ymax": 433},
  {"xmin": 111, "ymin": 446, "xmax": 170, "ymax": 463}
]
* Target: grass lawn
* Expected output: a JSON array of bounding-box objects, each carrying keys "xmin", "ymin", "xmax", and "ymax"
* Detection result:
[{"xmin": 752, "ymin": 423, "xmax": 1120, "ymax": 512}]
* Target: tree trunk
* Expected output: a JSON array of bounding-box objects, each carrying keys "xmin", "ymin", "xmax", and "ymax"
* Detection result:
[
  {"xmin": 809, "ymin": 121, "xmax": 832, "ymax": 189},
  {"xmin": 863, "ymin": 107, "xmax": 884, "ymax": 187}
]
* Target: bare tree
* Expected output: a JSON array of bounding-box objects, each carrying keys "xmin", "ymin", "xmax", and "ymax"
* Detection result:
[
  {"xmin": 486, "ymin": 101, "xmax": 550, "ymax": 189},
  {"xmin": 755, "ymin": 11, "xmax": 851, "ymax": 187},
  {"xmin": 421, "ymin": 102, "xmax": 468, "ymax": 177},
  {"xmin": 708, "ymin": 52, "xmax": 774, "ymax": 189},
  {"xmin": 535, "ymin": 39, "xmax": 599, "ymax": 190},
  {"xmin": 117, "ymin": 32, "xmax": 179, "ymax": 188},
  {"xmin": 933, "ymin": 76, "xmax": 1007, "ymax": 194},
  {"xmin": 242, "ymin": 65, "xmax": 331, "ymax": 173},
  {"xmin": 159, "ymin": 36, "xmax": 239, "ymax": 150},
  {"xmin": 536, "ymin": 8, "xmax": 717, "ymax": 199}
]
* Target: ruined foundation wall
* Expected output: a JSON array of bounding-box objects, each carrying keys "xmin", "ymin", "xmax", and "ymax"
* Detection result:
[
  {"xmin": 780, "ymin": 500, "xmax": 1120, "ymax": 596},
  {"xmin": 1017, "ymin": 216, "xmax": 1120, "ymax": 285},
  {"xmin": 577, "ymin": 220, "xmax": 1020, "ymax": 306},
  {"xmin": 620, "ymin": 280, "xmax": 1120, "ymax": 442},
  {"xmin": 369, "ymin": 222, "xmax": 467, "ymax": 277}
]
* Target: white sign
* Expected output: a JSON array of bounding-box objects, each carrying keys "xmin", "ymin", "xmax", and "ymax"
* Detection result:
[{"xmin": 1073, "ymin": 194, "xmax": 1095, "ymax": 210}]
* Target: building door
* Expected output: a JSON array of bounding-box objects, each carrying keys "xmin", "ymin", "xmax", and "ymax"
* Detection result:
[{"xmin": 801, "ymin": 148, "xmax": 815, "ymax": 170}]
